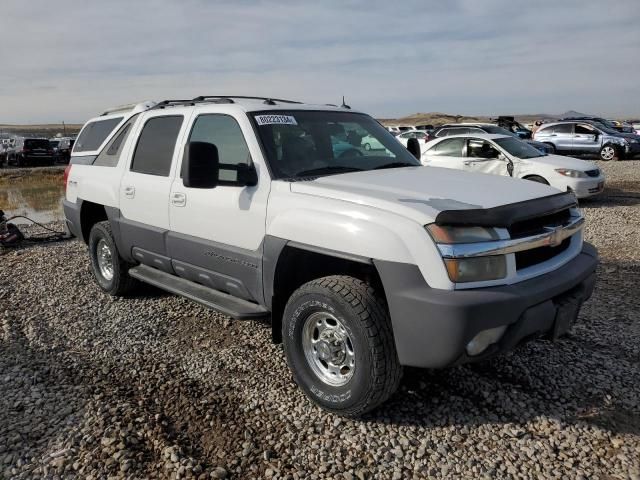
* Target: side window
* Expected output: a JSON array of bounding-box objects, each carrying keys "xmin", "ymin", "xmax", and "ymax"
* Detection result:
[
  {"xmin": 467, "ymin": 139, "xmax": 500, "ymax": 159},
  {"xmin": 575, "ymin": 124, "xmax": 596, "ymax": 134},
  {"xmin": 553, "ymin": 124, "xmax": 573, "ymax": 134},
  {"xmin": 131, "ymin": 116, "xmax": 183, "ymax": 176},
  {"xmin": 94, "ymin": 115, "xmax": 138, "ymax": 167},
  {"xmin": 430, "ymin": 138, "xmax": 465, "ymax": 157},
  {"xmin": 73, "ymin": 117, "xmax": 123, "ymax": 152},
  {"xmin": 187, "ymin": 114, "xmax": 250, "ymax": 183},
  {"xmin": 537, "ymin": 125, "xmax": 552, "ymax": 134}
]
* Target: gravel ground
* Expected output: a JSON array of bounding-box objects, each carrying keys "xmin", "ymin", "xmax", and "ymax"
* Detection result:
[{"xmin": 1, "ymin": 161, "xmax": 639, "ymax": 479}]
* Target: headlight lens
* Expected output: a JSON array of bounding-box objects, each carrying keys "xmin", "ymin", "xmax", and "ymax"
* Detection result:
[
  {"xmin": 555, "ymin": 168, "xmax": 587, "ymax": 178},
  {"xmin": 426, "ymin": 225, "xmax": 506, "ymax": 282},
  {"xmin": 426, "ymin": 225, "xmax": 499, "ymax": 243},
  {"xmin": 444, "ymin": 256, "xmax": 507, "ymax": 283}
]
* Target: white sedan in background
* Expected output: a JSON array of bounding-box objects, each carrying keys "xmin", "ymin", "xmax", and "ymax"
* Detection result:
[{"xmin": 421, "ymin": 134, "xmax": 606, "ymax": 199}]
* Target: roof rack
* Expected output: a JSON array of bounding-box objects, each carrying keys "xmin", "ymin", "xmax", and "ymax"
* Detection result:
[
  {"xmin": 148, "ymin": 96, "xmax": 303, "ymax": 110},
  {"xmin": 191, "ymin": 95, "xmax": 303, "ymax": 105},
  {"xmin": 101, "ymin": 100, "xmax": 158, "ymax": 116}
]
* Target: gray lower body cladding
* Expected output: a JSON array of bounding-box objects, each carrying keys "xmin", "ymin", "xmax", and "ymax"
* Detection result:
[{"xmin": 375, "ymin": 242, "xmax": 598, "ymax": 368}]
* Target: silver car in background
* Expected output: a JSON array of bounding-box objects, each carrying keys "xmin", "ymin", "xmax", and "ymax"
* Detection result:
[{"xmin": 533, "ymin": 121, "xmax": 640, "ymax": 161}]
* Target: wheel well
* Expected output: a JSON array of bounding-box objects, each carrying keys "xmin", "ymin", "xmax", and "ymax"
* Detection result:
[
  {"xmin": 80, "ymin": 201, "xmax": 108, "ymax": 244},
  {"xmin": 270, "ymin": 246, "xmax": 385, "ymax": 343},
  {"xmin": 523, "ymin": 174, "xmax": 549, "ymax": 185}
]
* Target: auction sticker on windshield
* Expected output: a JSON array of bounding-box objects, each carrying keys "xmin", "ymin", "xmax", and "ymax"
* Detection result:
[{"xmin": 255, "ymin": 115, "xmax": 298, "ymax": 126}]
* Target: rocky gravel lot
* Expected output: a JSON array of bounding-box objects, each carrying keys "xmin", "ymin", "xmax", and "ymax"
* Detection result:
[{"xmin": 1, "ymin": 161, "xmax": 639, "ymax": 479}]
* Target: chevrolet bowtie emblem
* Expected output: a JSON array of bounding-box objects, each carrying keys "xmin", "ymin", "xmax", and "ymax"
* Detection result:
[{"xmin": 544, "ymin": 226, "xmax": 563, "ymax": 247}]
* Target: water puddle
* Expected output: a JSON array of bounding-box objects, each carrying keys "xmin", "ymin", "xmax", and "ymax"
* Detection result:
[{"xmin": 0, "ymin": 170, "xmax": 65, "ymax": 225}]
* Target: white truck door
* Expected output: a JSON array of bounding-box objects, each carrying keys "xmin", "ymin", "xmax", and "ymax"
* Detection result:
[
  {"xmin": 167, "ymin": 112, "xmax": 269, "ymax": 302},
  {"xmin": 118, "ymin": 111, "xmax": 191, "ymax": 264}
]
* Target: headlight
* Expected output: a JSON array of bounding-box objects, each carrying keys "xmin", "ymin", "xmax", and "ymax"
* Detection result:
[
  {"xmin": 426, "ymin": 225, "xmax": 499, "ymax": 243},
  {"xmin": 555, "ymin": 169, "xmax": 587, "ymax": 178},
  {"xmin": 628, "ymin": 138, "xmax": 639, "ymax": 144},
  {"xmin": 444, "ymin": 256, "xmax": 507, "ymax": 283},
  {"xmin": 426, "ymin": 225, "xmax": 506, "ymax": 282}
]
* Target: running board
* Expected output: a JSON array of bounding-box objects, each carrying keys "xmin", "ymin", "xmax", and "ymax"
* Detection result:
[{"xmin": 129, "ymin": 265, "xmax": 269, "ymax": 320}]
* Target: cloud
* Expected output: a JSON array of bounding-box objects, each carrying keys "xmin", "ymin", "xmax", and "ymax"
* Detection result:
[{"xmin": 1, "ymin": 0, "xmax": 639, "ymax": 122}]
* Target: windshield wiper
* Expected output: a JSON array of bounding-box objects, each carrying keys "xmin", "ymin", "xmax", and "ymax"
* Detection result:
[
  {"xmin": 294, "ymin": 166, "xmax": 363, "ymax": 177},
  {"xmin": 373, "ymin": 162, "xmax": 418, "ymax": 170}
]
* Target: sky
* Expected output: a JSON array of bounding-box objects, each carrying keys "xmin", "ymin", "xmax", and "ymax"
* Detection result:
[{"xmin": 1, "ymin": 0, "xmax": 640, "ymax": 124}]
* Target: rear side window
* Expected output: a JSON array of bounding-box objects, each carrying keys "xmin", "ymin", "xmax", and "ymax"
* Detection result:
[
  {"xmin": 131, "ymin": 116, "xmax": 183, "ymax": 176},
  {"xmin": 429, "ymin": 138, "xmax": 465, "ymax": 157},
  {"xmin": 553, "ymin": 124, "xmax": 572, "ymax": 134},
  {"xmin": 94, "ymin": 115, "xmax": 139, "ymax": 167},
  {"xmin": 74, "ymin": 117, "xmax": 123, "ymax": 152}
]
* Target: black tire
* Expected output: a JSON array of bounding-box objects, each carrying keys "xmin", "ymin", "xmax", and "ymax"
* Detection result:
[
  {"xmin": 88, "ymin": 220, "xmax": 137, "ymax": 296},
  {"xmin": 524, "ymin": 175, "xmax": 549, "ymax": 185},
  {"xmin": 543, "ymin": 142, "xmax": 556, "ymax": 154},
  {"xmin": 599, "ymin": 144, "xmax": 617, "ymax": 161},
  {"xmin": 282, "ymin": 275, "xmax": 402, "ymax": 416}
]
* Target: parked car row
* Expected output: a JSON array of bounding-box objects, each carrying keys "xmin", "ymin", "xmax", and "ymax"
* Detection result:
[{"xmin": 0, "ymin": 136, "xmax": 75, "ymax": 167}]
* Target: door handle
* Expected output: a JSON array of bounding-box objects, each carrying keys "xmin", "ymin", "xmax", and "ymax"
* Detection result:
[
  {"xmin": 463, "ymin": 161, "xmax": 472, "ymax": 166},
  {"xmin": 171, "ymin": 192, "xmax": 186, "ymax": 207},
  {"xmin": 124, "ymin": 186, "xmax": 135, "ymax": 198}
]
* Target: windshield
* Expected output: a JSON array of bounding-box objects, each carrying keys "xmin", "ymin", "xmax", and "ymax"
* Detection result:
[
  {"xmin": 251, "ymin": 110, "xmax": 420, "ymax": 179},
  {"xmin": 494, "ymin": 137, "xmax": 544, "ymax": 159},
  {"xmin": 590, "ymin": 122, "xmax": 619, "ymax": 135}
]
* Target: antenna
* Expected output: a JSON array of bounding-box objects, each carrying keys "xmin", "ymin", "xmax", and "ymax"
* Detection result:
[{"xmin": 341, "ymin": 96, "xmax": 351, "ymax": 109}]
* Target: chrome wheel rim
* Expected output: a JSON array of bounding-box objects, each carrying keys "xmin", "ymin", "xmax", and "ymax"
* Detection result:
[
  {"xmin": 302, "ymin": 312, "xmax": 355, "ymax": 386},
  {"xmin": 601, "ymin": 146, "xmax": 615, "ymax": 160},
  {"xmin": 96, "ymin": 239, "xmax": 114, "ymax": 281}
]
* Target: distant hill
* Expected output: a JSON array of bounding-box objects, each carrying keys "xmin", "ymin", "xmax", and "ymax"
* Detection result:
[{"xmin": 379, "ymin": 110, "xmax": 631, "ymax": 127}]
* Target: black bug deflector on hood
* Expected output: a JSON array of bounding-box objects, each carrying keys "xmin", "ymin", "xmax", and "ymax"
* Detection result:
[{"xmin": 434, "ymin": 192, "xmax": 577, "ymax": 228}]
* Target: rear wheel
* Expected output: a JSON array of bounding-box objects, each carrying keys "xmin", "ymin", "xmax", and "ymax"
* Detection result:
[
  {"xmin": 524, "ymin": 175, "xmax": 549, "ymax": 185},
  {"xmin": 88, "ymin": 221, "xmax": 137, "ymax": 296},
  {"xmin": 599, "ymin": 145, "xmax": 617, "ymax": 161},
  {"xmin": 282, "ymin": 275, "xmax": 402, "ymax": 416}
]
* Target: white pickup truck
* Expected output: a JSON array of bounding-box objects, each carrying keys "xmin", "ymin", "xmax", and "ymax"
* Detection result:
[{"xmin": 63, "ymin": 96, "xmax": 598, "ymax": 416}]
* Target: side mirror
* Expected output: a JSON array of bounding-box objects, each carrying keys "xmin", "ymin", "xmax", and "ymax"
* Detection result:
[
  {"xmin": 183, "ymin": 141, "xmax": 219, "ymax": 188},
  {"xmin": 237, "ymin": 163, "xmax": 258, "ymax": 187},
  {"xmin": 407, "ymin": 137, "xmax": 421, "ymax": 160},
  {"xmin": 498, "ymin": 153, "xmax": 507, "ymax": 161}
]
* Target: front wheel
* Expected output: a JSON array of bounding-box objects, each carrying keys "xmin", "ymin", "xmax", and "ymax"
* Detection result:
[
  {"xmin": 88, "ymin": 221, "xmax": 137, "ymax": 296},
  {"xmin": 282, "ymin": 276, "xmax": 402, "ymax": 417},
  {"xmin": 599, "ymin": 145, "xmax": 617, "ymax": 161}
]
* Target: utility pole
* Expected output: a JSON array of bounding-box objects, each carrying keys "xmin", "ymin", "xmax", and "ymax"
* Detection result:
[{"xmin": 62, "ymin": 121, "xmax": 66, "ymax": 136}]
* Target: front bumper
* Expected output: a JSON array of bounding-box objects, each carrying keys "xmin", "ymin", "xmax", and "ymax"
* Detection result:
[
  {"xmin": 375, "ymin": 242, "xmax": 598, "ymax": 368},
  {"xmin": 624, "ymin": 142, "xmax": 640, "ymax": 157},
  {"xmin": 566, "ymin": 177, "xmax": 605, "ymax": 198}
]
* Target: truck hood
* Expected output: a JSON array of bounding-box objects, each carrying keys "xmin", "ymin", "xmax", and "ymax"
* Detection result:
[{"xmin": 289, "ymin": 166, "xmax": 561, "ymax": 225}]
